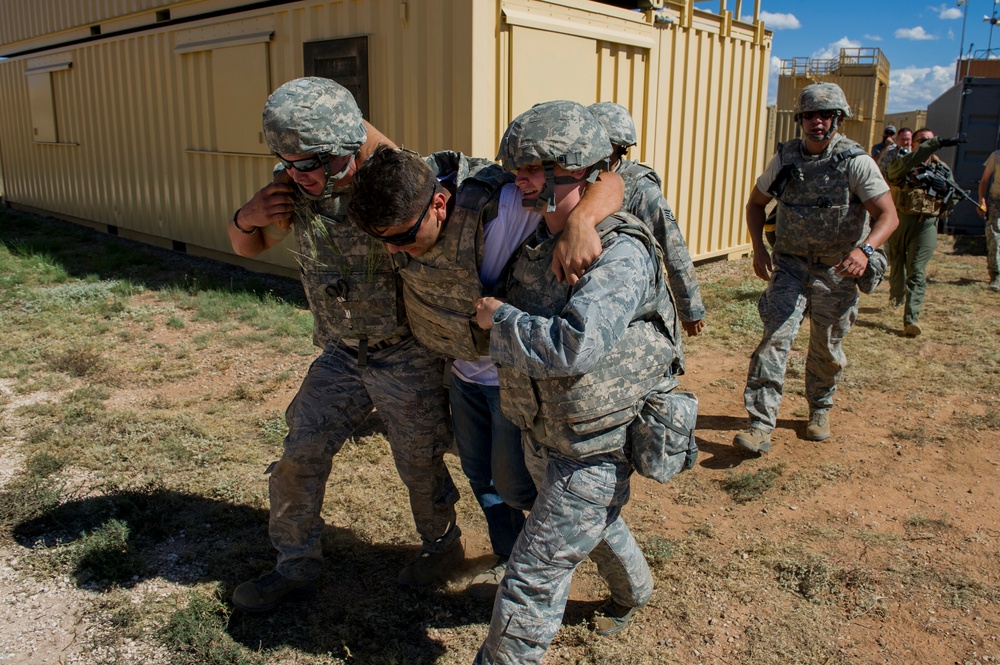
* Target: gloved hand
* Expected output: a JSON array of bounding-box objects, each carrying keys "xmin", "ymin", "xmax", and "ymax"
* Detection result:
[{"xmin": 939, "ymin": 133, "xmax": 966, "ymax": 147}]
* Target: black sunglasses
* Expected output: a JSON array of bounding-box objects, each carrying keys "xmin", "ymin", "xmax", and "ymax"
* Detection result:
[
  {"xmin": 274, "ymin": 153, "xmax": 328, "ymax": 173},
  {"xmin": 799, "ymin": 110, "xmax": 839, "ymax": 121},
  {"xmin": 375, "ymin": 188, "xmax": 437, "ymax": 246}
]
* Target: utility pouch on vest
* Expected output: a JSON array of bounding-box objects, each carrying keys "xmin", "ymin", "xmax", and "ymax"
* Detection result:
[
  {"xmin": 627, "ymin": 389, "xmax": 698, "ymax": 484},
  {"xmin": 856, "ymin": 248, "xmax": 887, "ymax": 294}
]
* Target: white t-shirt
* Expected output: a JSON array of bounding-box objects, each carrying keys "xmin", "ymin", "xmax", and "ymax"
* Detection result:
[
  {"xmin": 452, "ymin": 183, "xmax": 541, "ymax": 386},
  {"xmin": 756, "ymin": 141, "xmax": 889, "ymax": 204}
]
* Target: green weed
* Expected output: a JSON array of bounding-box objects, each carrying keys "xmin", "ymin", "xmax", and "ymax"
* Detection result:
[{"xmin": 719, "ymin": 463, "xmax": 786, "ymax": 503}]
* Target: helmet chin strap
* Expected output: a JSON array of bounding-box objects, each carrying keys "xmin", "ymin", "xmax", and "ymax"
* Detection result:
[
  {"xmin": 521, "ymin": 162, "xmax": 600, "ymax": 212},
  {"xmin": 295, "ymin": 153, "xmax": 355, "ymax": 201}
]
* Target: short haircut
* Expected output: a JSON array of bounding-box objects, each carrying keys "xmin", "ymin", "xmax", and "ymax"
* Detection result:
[
  {"xmin": 898, "ymin": 127, "xmax": 913, "ymax": 135},
  {"xmin": 913, "ymin": 127, "xmax": 933, "ymax": 137},
  {"xmin": 348, "ymin": 145, "xmax": 439, "ymax": 236}
]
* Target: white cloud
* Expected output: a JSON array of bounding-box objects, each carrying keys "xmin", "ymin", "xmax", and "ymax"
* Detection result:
[
  {"xmin": 766, "ymin": 55, "xmax": 782, "ymax": 105},
  {"xmin": 932, "ymin": 4, "xmax": 963, "ymax": 19},
  {"xmin": 759, "ymin": 11, "xmax": 801, "ymax": 30},
  {"xmin": 811, "ymin": 37, "xmax": 862, "ymax": 60},
  {"xmin": 896, "ymin": 26, "xmax": 938, "ymax": 40},
  {"xmin": 863, "ymin": 34, "xmax": 883, "ymax": 42},
  {"xmin": 887, "ymin": 64, "xmax": 955, "ymax": 112}
]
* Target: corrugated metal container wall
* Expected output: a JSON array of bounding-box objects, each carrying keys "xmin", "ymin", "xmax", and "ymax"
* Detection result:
[
  {"xmin": 0, "ymin": 0, "xmax": 176, "ymax": 50},
  {"xmin": 654, "ymin": 8, "xmax": 770, "ymax": 260},
  {"xmin": 0, "ymin": 0, "xmax": 771, "ymax": 269},
  {"xmin": 0, "ymin": 0, "xmax": 480, "ymax": 271},
  {"xmin": 884, "ymin": 110, "xmax": 926, "ymax": 133}
]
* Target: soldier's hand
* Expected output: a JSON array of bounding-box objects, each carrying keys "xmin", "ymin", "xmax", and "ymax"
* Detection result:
[
  {"xmin": 751, "ymin": 248, "xmax": 773, "ymax": 281},
  {"xmin": 979, "ymin": 197, "xmax": 988, "ymax": 219},
  {"xmin": 239, "ymin": 182, "xmax": 296, "ymax": 231},
  {"xmin": 552, "ymin": 223, "xmax": 602, "ymax": 285},
  {"xmin": 883, "ymin": 135, "xmax": 895, "ymax": 147},
  {"xmin": 475, "ymin": 297, "xmax": 503, "ymax": 330},
  {"xmin": 939, "ymin": 134, "xmax": 966, "ymax": 148},
  {"xmin": 835, "ymin": 248, "xmax": 868, "ymax": 278},
  {"xmin": 682, "ymin": 319, "xmax": 705, "ymax": 337}
]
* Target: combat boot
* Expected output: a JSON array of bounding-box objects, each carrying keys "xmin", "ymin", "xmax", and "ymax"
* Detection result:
[
  {"xmin": 805, "ymin": 411, "xmax": 831, "ymax": 442},
  {"xmin": 903, "ymin": 322, "xmax": 922, "ymax": 338},
  {"xmin": 232, "ymin": 569, "xmax": 316, "ymax": 613},
  {"xmin": 733, "ymin": 427, "xmax": 771, "ymax": 454},
  {"xmin": 989, "ymin": 276, "xmax": 1000, "ymax": 292},
  {"xmin": 591, "ymin": 600, "xmax": 639, "ymax": 636},
  {"xmin": 398, "ymin": 538, "xmax": 464, "ymax": 589}
]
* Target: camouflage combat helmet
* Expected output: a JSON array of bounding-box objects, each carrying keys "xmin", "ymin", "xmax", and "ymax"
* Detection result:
[
  {"xmin": 262, "ymin": 77, "xmax": 366, "ymax": 199},
  {"xmin": 496, "ymin": 100, "xmax": 611, "ymax": 212},
  {"xmin": 588, "ymin": 102, "xmax": 637, "ymax": 149},
  {"xmin": 794, "ymin": 83, "xmax": 852, "ymax": 140}
]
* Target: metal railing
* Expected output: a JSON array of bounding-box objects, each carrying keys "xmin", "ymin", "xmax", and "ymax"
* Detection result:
[{"xmin": 780, "ymin": 48, "xmax": 889, "ymax": 80}]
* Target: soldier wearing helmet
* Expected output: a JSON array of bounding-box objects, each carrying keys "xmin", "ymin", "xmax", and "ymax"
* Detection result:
[
  {"xmin": 346, "ymin": 140, "xmax": 623, "ymax": 593},
  {"xmin": 733, "ymin": 82, "xmax": 898, "ymax": 455},
  {"xmin": 589, "ymin": 101, "xmax": 707, "ymax": 337},
  {"xmin": 473, "ymin": 100, "xmax": 696, "ymax": 664},
  {"xmin": 228, "ymin": 77, "xmax": 464, "ymax": 612}
]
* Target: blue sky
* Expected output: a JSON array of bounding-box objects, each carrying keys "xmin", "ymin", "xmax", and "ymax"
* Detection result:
[{"xmin": 751, "ymin": 0, "xmax": 1000, "ymax": 112}]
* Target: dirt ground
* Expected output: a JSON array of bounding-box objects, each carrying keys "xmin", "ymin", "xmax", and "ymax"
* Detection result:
[{"xmin": 1, "ymin": 233, "xmax": 999, "ymax": 665}]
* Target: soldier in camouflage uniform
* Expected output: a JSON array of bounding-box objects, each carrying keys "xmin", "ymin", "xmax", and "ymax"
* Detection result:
[
  {"xmin": 347, "ymin": 145, "xmax": 623, "ymax": 589},
  {"xmin": 733, "ymin": 83, "xmax": 898, "ymax": 454},
  {"xmin": 978, "ymin": 148, "xmax": 1000, "ymax": 292},
  {"xmin": 882, "ymin": 128, "xmax": 965, "ymax": 336},
  {"xmin": 472, "ymin": 100, "xmax": 687, "ymax": 664},
  {"xmin": 227, "ymin": 78, "xmax": 462, "ymax": 612},
  {"xmin": 589, "ymin": 101, "xmax": 706, "ymax": 336}
]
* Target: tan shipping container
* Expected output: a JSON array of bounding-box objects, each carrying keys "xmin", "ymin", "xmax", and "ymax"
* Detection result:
[{"xmin": 0, "ymin": 0, "xmax": 772, "ymax": 273}]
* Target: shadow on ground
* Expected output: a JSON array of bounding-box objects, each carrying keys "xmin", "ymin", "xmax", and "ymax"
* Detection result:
[{"xmin": 12, "ymin": 487, "xmax": 485, "ymax": 662}]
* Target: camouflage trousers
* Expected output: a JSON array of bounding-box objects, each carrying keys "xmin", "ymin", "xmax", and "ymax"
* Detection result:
[
  {"xmin": 473, "ymin": 448, "xmax": 653, "ymax": 665},
  {"xmin": 887, "ymin": 213, "xmax": 938, "ymax": 325},
  {"xmin": 743, "ymin": 253, "xmax": 859, "ymax": 432},
  {"xmin": 269, "ymin": 337, "xmax": 458, "ymax": 581},
  {"xmin": 985, "ymin": 204, "xmax": 1000, "ymax": 279}
]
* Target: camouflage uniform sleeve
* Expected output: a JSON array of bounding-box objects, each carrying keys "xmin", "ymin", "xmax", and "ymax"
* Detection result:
[
  {"xmin": 490, "ymin": 235, "xmax": 655, "ymax": 378},
  {"xmin": 629, "ymin": 177, "xmax": 706, "ymax": 322},
  {"xmin": 886, "ymin": 138, "xmax": 940, "ymax": 183}
]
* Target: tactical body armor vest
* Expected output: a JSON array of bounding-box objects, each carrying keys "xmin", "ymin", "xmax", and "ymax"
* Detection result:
[
  {"xmin": 889, "ymin": 161, "xmax": 949, "ymax": 217},
  {"xmin": 771, "ymin": 135, "xmax": 870, "ymax": 259},
  {"xmin": 292, "ymin": 191, "xmax": 408, "ymax": 347},
  {"xmin": 497, "ymin": 213, "xmax": 682, "ymax": 458},
  {"xmin": 394, "ymin": 151, "xmax": 513, "ymax": 361},
  {"xmin": 617, "ymin": 159, "xmax": 662, "ymax": 205}
]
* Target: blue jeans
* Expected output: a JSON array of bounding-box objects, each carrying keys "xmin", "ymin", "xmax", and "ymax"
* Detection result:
[{"xmin": 449, "ymin": 376, "xmax": 536, "ymax": 559}]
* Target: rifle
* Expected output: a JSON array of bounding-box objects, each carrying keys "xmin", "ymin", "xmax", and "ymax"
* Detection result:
[{"xmin": 909, "ymin": 167, "xmax": 987, "ymax": 214}]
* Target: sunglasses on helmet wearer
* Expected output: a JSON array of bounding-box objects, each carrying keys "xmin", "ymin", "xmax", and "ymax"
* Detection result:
[
  {"xmin": 799, "ymin": 110, "xmax": 839, "ymax": 121},
  {"xmin": 372, "ymin": 187, "xmax": 436, "ymax": 246},
  {"xmin": 274, "ymin": 152, "xmax": 356, "ymax": 180}
]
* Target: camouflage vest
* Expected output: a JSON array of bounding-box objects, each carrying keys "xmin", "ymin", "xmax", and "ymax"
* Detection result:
[
  {"xmin": 292, "ymin": 192, "xmax": 408, "ymax": 347},
  {"xmin": 497, "ymin": 212, "xmax": 681, "ymax": 458},
  {"xmin": 889, "ymin": 161, "xmax": 948, "ymax": 217},
  {"xmin": 617, "ymin": 159, "xmax": 662, "ymax": 206},
  {"xmin": 395, "ymin": 152, "xmax": 513, "ymax": 361},
  {"xmin": 772, "ymin": 135, "xmax": 871, "ymax": 259}
]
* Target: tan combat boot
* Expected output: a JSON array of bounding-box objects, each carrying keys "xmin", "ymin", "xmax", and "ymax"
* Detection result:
[
  {"xmin": 232, "ymin": 569, "xmax": 316, "ymax": 613},
  {"xmin": 733, "ymin": 427, "xmax": 771, "ymax": 454},
  {"xmin": 805, "ymin": 411, "xmax": 831, "ymax": 442}
]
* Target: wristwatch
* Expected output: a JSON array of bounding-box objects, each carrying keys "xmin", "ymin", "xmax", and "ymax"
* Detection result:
[{"xmin": 859, "ymin": 243, "xmax": 875, "ymax": 258}]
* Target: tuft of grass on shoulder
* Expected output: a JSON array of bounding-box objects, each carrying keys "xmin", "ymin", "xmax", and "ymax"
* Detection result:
[
  {"xmin": 719, "ymin": 463, "xmax": 786, "ymax": 503},
  {"xmin": 952, "ymin": 409, "xmax": 1000, "ymax": 431},
  {"xmin": 903, "ymin": 513, "xmax": 952, "ymax": 540}
]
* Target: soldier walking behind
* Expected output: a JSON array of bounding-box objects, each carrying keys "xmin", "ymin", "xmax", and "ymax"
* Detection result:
[
  {"xmin": 733, "ymin": 83, "xmax": 898, "ymax": 454},
  {"xmin": 882, "ymin": 127, "xmax": 965, "ymax": 336}
]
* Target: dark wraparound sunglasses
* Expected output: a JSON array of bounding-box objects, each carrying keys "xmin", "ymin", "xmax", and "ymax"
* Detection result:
[
  {"xmin": 274, "ymin": 153, "xmax": 328, "ymax": 172},
  {"xmin": 799, "ymin": 110, "xmax": 839, "ymax": 121},
  {"xmin": 374, "ymin": 188, "xmax": 436, "ymax": 246}
]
